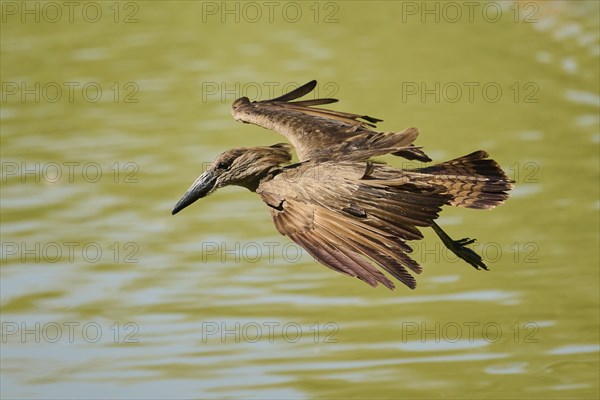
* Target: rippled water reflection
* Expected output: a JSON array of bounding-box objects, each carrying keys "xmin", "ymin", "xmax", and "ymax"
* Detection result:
[{"xmin": 1, "ymin": 1, "xmax": 599, "ymax": 398}]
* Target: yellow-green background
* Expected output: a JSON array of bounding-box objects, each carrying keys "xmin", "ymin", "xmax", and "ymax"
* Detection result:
[{"xmin": 1, "ymin": 1, "xmax": 598, "ymax": 398}]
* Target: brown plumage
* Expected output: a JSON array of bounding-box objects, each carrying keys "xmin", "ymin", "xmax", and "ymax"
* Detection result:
[
  {"xmin": 172, "ymin": 81, "xmax": 513, "ymax": 290},
  {"xmin": 231, "ymin": 80, "xmax": 430, "ymax": 162}
]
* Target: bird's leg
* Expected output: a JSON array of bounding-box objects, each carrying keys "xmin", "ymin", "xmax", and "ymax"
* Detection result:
[{"xmin": 430, "ymin": 221, "xmax": 488, "ymax": 271}]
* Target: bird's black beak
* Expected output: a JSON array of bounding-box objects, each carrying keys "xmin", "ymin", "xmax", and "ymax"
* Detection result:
[{"xmin": 172, "ymin": 171, "xmax": 217, "ymax": 215}]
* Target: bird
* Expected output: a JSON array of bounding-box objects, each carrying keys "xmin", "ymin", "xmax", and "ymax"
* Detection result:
[{"xmin": 172, "ymin": 80, "xmax": 513, "ymax": 290}]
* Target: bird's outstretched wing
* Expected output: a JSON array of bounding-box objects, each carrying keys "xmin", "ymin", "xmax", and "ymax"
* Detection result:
[
  {"xmin": 232, "ymin": 80, "xmax": 431, "ymax": 163},
  {"xmin": 257, "ymin": 161, "xmax": 450, "ymax": 289}
]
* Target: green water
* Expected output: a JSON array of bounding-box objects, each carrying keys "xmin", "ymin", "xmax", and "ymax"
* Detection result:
[{"xmin": 1, "ymin": 1, "xmax": 599, "ymax": 398}]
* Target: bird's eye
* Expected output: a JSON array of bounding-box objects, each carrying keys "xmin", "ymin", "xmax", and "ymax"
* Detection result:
[{"xmin": 216, "ymin": 160, "xmax": 232, "ymax": 170}]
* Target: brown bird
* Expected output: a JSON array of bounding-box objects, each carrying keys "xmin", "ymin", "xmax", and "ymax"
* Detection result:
[{"xmin": 172, "ymin": 81, "xmax": 513, "ymax": 290}]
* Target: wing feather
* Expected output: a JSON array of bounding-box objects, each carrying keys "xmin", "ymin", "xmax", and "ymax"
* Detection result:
[
  {"xmin": 314, "ymin": 211, "xmax": 416, "ymax": 287},
  {"xmin": 276, "ymin": 201, "xmax": 396, "ymax": 288},
  {"xmin": 260, "ymin": 190, "xmax": 435, "ymax": 290},
  {"xmin": 310, "ymin": 230, "xmax": 393, "ymax": 288},
  {"xmin": 269, "ymin": 80, "xmax": 318, "ymax": 102},
  {"xmin": 279, "ymin": 102, "xmax": 383, "ymax": 127},
  {"xmin": 289, "ymin": 98, "xmax": 339, "ymax": 107},
  {"xmin": 291, "ymin": 232, "xmax": 356, "ymax": 278},
  {"xmin": 231, "ymin": 80, "xmax": 430, "ymax": 162}
]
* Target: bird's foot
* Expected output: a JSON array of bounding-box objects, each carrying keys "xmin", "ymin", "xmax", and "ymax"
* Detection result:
[
  {"xmin": 448, "ymin": 238, "xmax": 488, "ymax": 271},
  {"xmin": 430, "ymin": 222, "xmax": 489, "ymax": 271},
  {"xmin": 455, "ymin": 237, "xmax": 476, "ymax": 246}
]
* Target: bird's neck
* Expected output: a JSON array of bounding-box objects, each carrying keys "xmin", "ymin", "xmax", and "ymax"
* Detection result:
[{"xmin": 237, "ymin": 166, "xmax": 281, "ymax": 193}]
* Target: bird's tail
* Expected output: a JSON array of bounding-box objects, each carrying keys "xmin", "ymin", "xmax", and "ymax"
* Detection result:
[{"xmin": 412, "ymin": 151, "xmax": 514, "ymax": 209}]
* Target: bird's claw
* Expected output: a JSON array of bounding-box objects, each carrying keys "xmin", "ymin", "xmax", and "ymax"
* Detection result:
[
  {"xmin": 455, "ymin": 237, "xmax": 476, "ymax": 246},
  {"xmin": 449, "ymin": 238, "xmax": 488, "ymax": 271}
]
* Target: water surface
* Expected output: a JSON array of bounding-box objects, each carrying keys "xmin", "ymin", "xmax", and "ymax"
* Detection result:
[{"xmin": 1, "ymin": 1, "xmax": 599, "ymax": 398}]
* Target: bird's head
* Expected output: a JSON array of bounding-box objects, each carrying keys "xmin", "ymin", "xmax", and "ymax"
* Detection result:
[{"xmin": 172, "ymin": 144, "xmax": 292, "ymax": 215}]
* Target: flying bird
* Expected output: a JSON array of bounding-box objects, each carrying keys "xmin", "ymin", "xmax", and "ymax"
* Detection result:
[{"xmin": 172, "ymin": 80, "xmax": 513, "ymax": 290}]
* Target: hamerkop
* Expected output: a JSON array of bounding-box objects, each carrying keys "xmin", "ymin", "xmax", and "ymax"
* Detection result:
[{"xmin": 172, "ymin": 80, "xmax": 513, "ymax": 290}]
